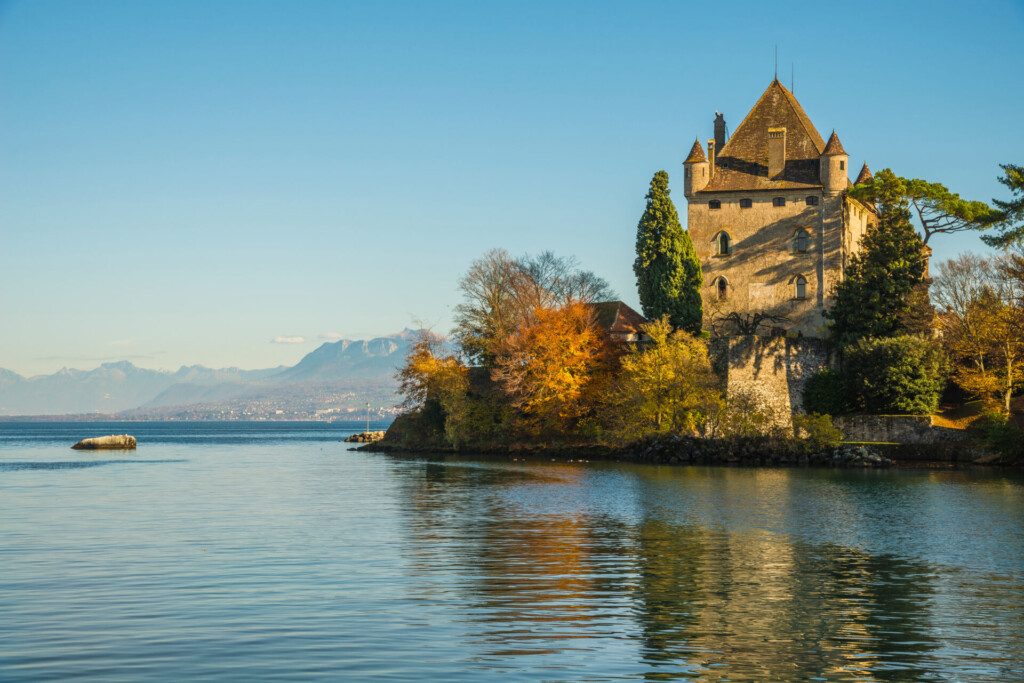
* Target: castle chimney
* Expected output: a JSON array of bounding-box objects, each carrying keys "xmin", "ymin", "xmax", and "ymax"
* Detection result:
[
  {"xmin": 767, "ymin": 127, "xmax": 786, "ymax": 178},
  {"xmin": 707, "ymin": 139, "xmax": 716, "ymax": 178},
  {"xmin": 714, "ymin": 112, "xmax": 727, "ymax": 151}
]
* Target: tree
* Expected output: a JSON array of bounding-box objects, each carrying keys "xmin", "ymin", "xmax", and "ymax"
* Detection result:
[
  {"xmin": 934, "ymin": 253, "xmax": 1024, "ymax": 414},
  {"xmin": 634, "ymin": 170, "xmax": 703, "ymax": 334},
  {"xmin": 604, "ymin": 316, "xmax": 721, "ymax": 441},
  {"xmin": 850, "ymin": 169, "xmax": 1003, "ymax": 245},
  {"xmin": 453, "ymin": 249, "xmax": 614, "ymax": 365},
  {"xmin": 983, "ymin": 163, "xmax": 1024, "ymax": 247},
  {"xmin": 827, "ymin": 170, "xmax": 931, "ymax": 345},
  {"xmin": 844, "ymin": 336, "xmax": 946, "ymax": 415},
  {"xmin": 397, "ymin": 331, "xmax": 467, "ymax": 410},
  {"xmin": 492, "ymin": 302, "xmax": 615, "ymax": 435}
]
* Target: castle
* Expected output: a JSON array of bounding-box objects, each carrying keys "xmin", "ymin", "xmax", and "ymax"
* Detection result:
[{"xmin": 683, "ymin": 79, "xmax": 877, "ymax": 338}]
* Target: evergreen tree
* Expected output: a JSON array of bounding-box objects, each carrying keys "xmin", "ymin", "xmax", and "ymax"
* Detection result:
[
  {"xmin": 633, "ymin": 171, "xmax": 703, "ymax": 334},
  {"xmin": 827, "ymin": 169, "xmax": 930, "ymax": 345},
  {"xmin": 983, "ymin": 163, "xmax": 1024, "ymax": 247}
]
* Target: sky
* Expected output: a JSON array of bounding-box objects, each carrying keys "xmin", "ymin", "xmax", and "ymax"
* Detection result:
[{"xmin": 1, "ymin": 0, "xmax": 1022, "ymax": 376}]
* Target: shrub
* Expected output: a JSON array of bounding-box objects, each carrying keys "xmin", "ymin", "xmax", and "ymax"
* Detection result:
[
  {"xmin": 972, "ymin": 411, "xmax": 1024, "ymax": 462},
  {"xmin": 793, "ymin": 413, "xmax": 843, "ymax": 450},
  {"xmin": 844, "ymin": 335, "xmax": 946, "ymax": 414},
  {"xmin": 802, "ymin": 369, "xmax": 849, "ymax": 415}
]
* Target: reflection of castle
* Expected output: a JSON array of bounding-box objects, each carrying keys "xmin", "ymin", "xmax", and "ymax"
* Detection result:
[
  {"xmin": 390, "ymin": 460, "xmax": 958, "ymax": 679},
  {"xmin": 683, "ymin": 80, "xmax": 877, "ymax": 338}
]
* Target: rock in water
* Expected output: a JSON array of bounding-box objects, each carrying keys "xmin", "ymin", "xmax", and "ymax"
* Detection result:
[
  {"xmin": 71, "ymin": 434, "xmax": 137, "ymax": 450},
  {"xmin": 344, "ymin": 431, "xmax": 386, "ymax": 443}
]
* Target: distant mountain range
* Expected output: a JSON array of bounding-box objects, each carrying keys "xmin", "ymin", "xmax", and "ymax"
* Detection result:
[{"xmin": 0, "ymin": 330, "xmax": 422, "ymax": 419}]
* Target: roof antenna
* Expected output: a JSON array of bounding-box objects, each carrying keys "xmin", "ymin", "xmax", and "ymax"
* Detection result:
[
  {"xmin": 791, "ymin": 63, "xmax": 794, "ymax": 93},
  {"xmin": 774, "ymin": 45, "xmax": 778, "ymax": 81}
]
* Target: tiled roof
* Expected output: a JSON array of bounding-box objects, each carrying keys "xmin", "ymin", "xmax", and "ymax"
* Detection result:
[
  {"xmin": 700, "ymin": 80, "xmax": 827, "ymax": 192},
  {"xmin": 588, "ymin": 301, "xmax": 648, "ymax": 335},
  {"xmin": 855, "ymin": 162, "xmax": 873, "ymax": 185},
  {"xmin": 684, "ymin": 138, "xmax": 707, "ymax": 163},
  {"xmin": 822, "ymin": 130, "xmax": 847, "ymax": 156}
]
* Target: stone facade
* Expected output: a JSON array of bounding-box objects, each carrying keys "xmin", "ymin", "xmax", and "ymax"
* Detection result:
[
  {"xmin": 715, "ymin": 335, "xmax": 830, "ymax": 425},
  {"xmin": 683, "ymin": 80, "xmax": 877, "ymax": 338}
]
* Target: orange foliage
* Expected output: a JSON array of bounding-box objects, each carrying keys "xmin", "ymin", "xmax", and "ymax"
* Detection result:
[{"xmin": 492, "ymin": 302, "xmax": 615, "ymax": 434}]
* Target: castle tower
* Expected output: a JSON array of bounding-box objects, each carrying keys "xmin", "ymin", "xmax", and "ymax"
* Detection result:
[
  {"xmin": 820, "ymin": 130, "xmax": 848, "ymax": 194},
  {"xmin": 683, "ymin": 138, "xmax": 709, "ymax": 197}
]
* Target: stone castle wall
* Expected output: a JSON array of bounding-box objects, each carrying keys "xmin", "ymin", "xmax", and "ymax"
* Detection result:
[
  {"xmin": 715, "ymin": 335, "xmax": 831, "ymax": 427},
  {"xmin": 687, "ymin": 190, "xmax": 876, "ymax": 339}
]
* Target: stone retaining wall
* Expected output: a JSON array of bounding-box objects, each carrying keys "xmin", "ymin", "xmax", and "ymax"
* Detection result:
[{"xmin": 834, "ymin": 414, "xmax": 968, "ymax": 446}]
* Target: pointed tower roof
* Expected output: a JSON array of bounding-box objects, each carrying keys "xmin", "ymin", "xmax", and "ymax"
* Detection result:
[
  {"xmin": 822, "ymin": 130, "xmax": 847, "ymax": 156},
  {"xmin": 684, "ymin": 138, "xmax": 707, "ymax": 164},
  {"xmin": 704, "ymin": 80, "xmax": 827, "ymax": 192},
  {"xmin": 855, "ymin": 162, "xmax": 873, "ymax": 185}
]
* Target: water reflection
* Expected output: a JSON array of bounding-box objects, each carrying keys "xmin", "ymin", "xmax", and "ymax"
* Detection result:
[{"xmin": 389, "ymin": 455, "xmax": 1024, "ymax": 681}]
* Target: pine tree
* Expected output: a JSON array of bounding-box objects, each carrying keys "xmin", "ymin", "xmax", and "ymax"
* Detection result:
[
  {"xmin": 827, "ymin": 169, "xmax": 931, "ymax": 345},
  {"xmin": 983, "ymin": 163, "xmax": 1024, "ymax": 247},
  {"xmin": 633, "ymin": 171, "xmax": 703, "ymax": 334}
]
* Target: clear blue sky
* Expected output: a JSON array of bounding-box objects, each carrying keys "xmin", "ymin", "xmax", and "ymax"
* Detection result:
[{"xmin": 2, "ymin": 0, "xmax": 1022, "ymax": 376}]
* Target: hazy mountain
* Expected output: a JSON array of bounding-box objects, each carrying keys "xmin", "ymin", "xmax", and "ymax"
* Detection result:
[
  {"xmin": 0, "ymin": 331, "xmax": 419, "ymax": 417},
  {"xmin": 275, "ymin": 329, "xmax": 418, "ymax": 382}
]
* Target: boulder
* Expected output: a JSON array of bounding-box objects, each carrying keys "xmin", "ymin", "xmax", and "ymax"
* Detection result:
[
  {"xmin": 71, "ymin": 434, "xmax": 137, "ymax": 450},
  {"xmin": 344, "ymin": 431, "xmax": 386, "ymax": 443}
]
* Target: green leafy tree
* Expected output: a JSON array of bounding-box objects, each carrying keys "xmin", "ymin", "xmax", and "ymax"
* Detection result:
[
  {"xmin": 634, "ymin": 171, "xmax": 703, "ymax": 334},
  {"xmin": 983, "ymin": 163, "xmax": 1024, "ymax": 247},
  {"xmin": 603, "ymin": 316, "xmax": 721, "ymax": 441},
  {"xmin": 850, "ymin": 169, "xmax": 1003, "ymax": 245},
  {"xmin": 827, "ymin": 170, "xmax": 931, "ymax": 345},
  {"xmin": 844, "ymin": 335, "xmax": 947, "ymax": 415}
]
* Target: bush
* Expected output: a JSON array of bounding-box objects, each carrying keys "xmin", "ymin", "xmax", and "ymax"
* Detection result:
[
  {"xmin": 844, "ymin": 335, "xmax": 946, "ymax": 414},
  {"xmin": 972, "ymin": 412, "xmax": 1024, "ymax": 461},
  {"xmin": 793, "ymin": 413, "xmax": 844, "ymax": 450},
  {"xmin": 802, "ymin": 369, "xmax": 849, "ymax": 415}
]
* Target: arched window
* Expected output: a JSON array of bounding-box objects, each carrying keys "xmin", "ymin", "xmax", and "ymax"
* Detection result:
[
  {"xmin": 708, "ymin": 199, "xmax": 721, "ymax": 210},
  {"xmin": 805, "ymin": 195, "xmax": 819, "ymax": 206},
  {"xmin": 715, "ymin": 276, "xmax": 728, "ymax": 300},
  {"xmin": 740, "ymin": 198, "xmax": 753, "ymax": 208},
  {"xmin": 714, "ymin": 231, "xmax": 731, "ymax": 256},
  {"xmin": 794, "ymin": 274, "xmax": 808, "ymax": 300},
  {"xmin": 794, "ymin": 229, "xmax": 810, "ymax": 253},
  {"xmin": 773, "ymin": 196, "xmax": 786, "ymax": 207}
]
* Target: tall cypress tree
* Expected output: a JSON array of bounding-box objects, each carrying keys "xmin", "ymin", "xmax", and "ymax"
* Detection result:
[
  {"xmin": 827, "ymin": 169, "xmax": 931, "ymax": 345},
  {"xmin": 633, "ymin": 171, "xmax": 703, "ymax": 334}
]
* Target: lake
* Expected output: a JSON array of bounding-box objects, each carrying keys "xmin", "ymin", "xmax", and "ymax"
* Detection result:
[{"xmin": 1, "ymin": 421, "xmax": 1022, "ymax": 681}]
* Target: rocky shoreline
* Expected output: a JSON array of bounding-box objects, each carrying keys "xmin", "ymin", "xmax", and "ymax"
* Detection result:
[{"xmin": 360, "ymin": 436, "xmax": 992, "ymax": 469}]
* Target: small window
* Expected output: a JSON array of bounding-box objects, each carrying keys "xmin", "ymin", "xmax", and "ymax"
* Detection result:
[
  {"xmin": 805, "ymin": 195, "xmax": 819, "ymax": 206},
  {"xmin": 839, "ymin": 160, "xmax": 846, "ymax": 171},
  {"xmin": 773, "ymin": 197, "xmax": 786, "ymax": 207},
  {"xmin": 740, "ymin": 198, "xmax": 752, "ymax": 209},
  {"xmin": 794, "ymin": 229, "xmax": 810, "ymax": 253},
  {"xmin": 715, "ymin": 277, "xmax": 728, "ymax": 300},
  {"xmin": 708, "ymin": 199, "xmax": 721, "ymax": 210},
  {"xmin": 715, "ymin": 231, "xmax": 731, "ymax": 256},
  {"xmin": 794, "ymin": 275, "xmax": 808, "ymax": 300}
]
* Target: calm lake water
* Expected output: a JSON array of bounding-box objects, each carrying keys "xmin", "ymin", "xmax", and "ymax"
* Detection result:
[{"xmin": 1, "ymin": 422, "xmax": 1023, "ymax": 681}]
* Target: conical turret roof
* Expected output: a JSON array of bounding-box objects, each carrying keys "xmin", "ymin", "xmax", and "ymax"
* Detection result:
[
  {"xmin": 855, "ymin": 162, "xmax": 873, "ymax": 185},
  {"xmin": 822, "ymin": 130, "xmax": 847, "ymax": 156},
  {"xmin": 684, "ymin": 138, "xmax": 707, "ymax": 164}
]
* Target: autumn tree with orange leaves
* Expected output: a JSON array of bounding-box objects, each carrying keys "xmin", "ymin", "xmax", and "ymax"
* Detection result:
[{"xmin": 492, "ymin": 302, "xmax": 616, "ymax": 435}]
